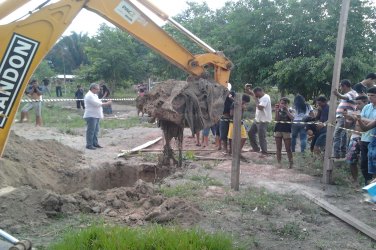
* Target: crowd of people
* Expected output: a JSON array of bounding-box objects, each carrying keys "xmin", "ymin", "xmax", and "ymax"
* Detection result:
[
  {"xmin": 192, "ymin": 73, "xmax": 376, "ymax": 186},
  {"xmin": 19, "ymin": 79, "xmax": 113, "ymax": 126},
  {"xmin": 18, "ymin": 72, "xmax": 376, "ymax": 185}
]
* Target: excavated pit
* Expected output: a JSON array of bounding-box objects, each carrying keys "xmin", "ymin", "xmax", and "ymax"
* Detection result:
[
  {"xmin": 1, "ymin": 132, "xmax": 173, "ymax": 194},
  {"xmin": 77, "ymin": 162, "xmax": 172, "ymax": 193},
  {"xmin": 0, "ymin": 133, "xmax": 201, "ymax": 233}
]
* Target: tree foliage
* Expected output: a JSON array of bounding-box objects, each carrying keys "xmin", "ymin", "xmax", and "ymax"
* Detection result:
[
  {"xmin": 46, "ymin": 32, "xmax": 90, "ymax": 74},
  {"xmin": 42, "ymin": 0, "xmax": 376, "ymax": 98},
  {"xmin": 32, "ymin": 60, "xmax": 56, "ymax": 81},
  {"xmin": 76, "ymin": 24, "xmax": 155, "ymax": 91}
]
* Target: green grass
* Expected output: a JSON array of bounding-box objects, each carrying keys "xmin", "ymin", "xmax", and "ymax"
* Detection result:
[
  {"xmin": 293, "ymin": 152, "xmax": 323, "ymax": 177},
  {"xmin": 272, "ymin": 222, "xmax": 308, "ymax": 240},
  {"xmin": 22, "ymin": 104, "xmax": 143, "ymax": 132},
  {"xmin": 189, "ymin": 174, "xmax": 223, "ymax": 186},
  {"xmin": 101, "ymin": 116, "xmax": 141, "ymax": 129},
  {"xmin": 293, "ymin": 152, "xmax": 356, "ymax": 188},
  {"xmin": 183, "ymin": 151, "xmax": 196, "ymax": 161},
  {"xmin": 159, "ymin": 182, "xmax": 203, "ymax": 198},
  {"xmin": 225, "ymin": 187, "xmax": 282, "ymax": 215},
  {"xmin": 139, "ymin": 152, "xmax": 159, "ymax": 162},
  {"xmin": 48, "ymin": 225, "xmax": 241, "ymax": 250}
]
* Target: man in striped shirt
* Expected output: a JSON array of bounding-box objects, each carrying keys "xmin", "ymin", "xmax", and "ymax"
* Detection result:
[{"xmin": 332, "ymin": 79, "xmax": 358, "ymax": 159}]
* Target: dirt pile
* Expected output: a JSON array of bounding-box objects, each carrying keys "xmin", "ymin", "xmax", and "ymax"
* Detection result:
[
  {"xmin": 0, "ymin": 132, "xmax": 82, "ymax": 190},
  {"xmin": 41, "ymin": 179, "xmax": 200, "ymax": 225},
  {"xmin": 0, "ymin": 180, "xmax": 201, "ymax": 233},
  {"xmin": 0, "ymin": 131, "xmax": 200, "ymax": 235}
]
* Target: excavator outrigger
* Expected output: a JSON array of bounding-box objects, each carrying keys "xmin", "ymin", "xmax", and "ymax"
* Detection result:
[{"xmin": 0, "ymin": 0, "xmax": 233, "ymax": 157}]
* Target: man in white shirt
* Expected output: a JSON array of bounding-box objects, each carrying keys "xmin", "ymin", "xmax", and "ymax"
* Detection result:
[
  {"xmin": 246, "ymin": 87, "xmax": 272, "ymax": 155},
  {"xmin": 83, "ymin": 83, "xmax": 112, "ymax": 150}
]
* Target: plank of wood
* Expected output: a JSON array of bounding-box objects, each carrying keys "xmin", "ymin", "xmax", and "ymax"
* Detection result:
[
  {"xmin": 301, "ymin": 191, "xmax": 376, "ymax": 241},
  {"xmin": 128, "ymin": 148, "xmax": 217, "ymax": 153},
  {"xmin": 117, "ymin": 137, "xmax": 162, "ymax": 157}
]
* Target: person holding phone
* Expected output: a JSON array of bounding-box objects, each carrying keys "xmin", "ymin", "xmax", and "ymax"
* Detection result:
[{"xmin": 274, "ymin": 97, "xmax": 294, "ymax": 168}]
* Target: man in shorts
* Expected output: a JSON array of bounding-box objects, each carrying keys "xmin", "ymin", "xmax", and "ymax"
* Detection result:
[{"xmin": 20, "ymin": 79, "xmax": 43, "ymax": 126}]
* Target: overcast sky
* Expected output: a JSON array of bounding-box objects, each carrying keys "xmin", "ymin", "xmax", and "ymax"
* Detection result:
[
  {"xmin": 1, "ymin": 0, "xmax": 229, "ymax": 36},
  {"xmin": 66, "ymin": 0, "xmax": 228, "ymax": 35}
]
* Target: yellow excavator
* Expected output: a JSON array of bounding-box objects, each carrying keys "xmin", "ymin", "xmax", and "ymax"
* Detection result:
[{"xmin": 0, "ymin": 0, "xmax": 233, "ymax": 158}]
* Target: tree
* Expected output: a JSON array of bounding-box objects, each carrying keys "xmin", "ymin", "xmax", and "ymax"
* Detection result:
[
  {"xmin": 32, "ymin": 60, "xmax": 56, "ymax": 81},
  {"xmin": 46, "ymin": 32, "xmax": 90, "ymax": 74},
  {"xmin": 44, "ymin": 0, "xmax": 376, "ymax": 99},
  {"xmin": 76, "ymin": 24, "xmax": 155, "ymax": 91}
]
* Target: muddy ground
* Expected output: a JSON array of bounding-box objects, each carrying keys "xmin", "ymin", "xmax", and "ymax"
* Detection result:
[{"xmin": 0, "ymin": 103, "xmax": 376, "ymax": 249}]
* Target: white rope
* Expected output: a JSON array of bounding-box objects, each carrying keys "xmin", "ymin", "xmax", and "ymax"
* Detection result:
[{"xmin": 20, "ymin": 97, "xmax": 136, "ymax": 102}]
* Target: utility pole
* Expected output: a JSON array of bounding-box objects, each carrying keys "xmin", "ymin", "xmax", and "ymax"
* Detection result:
[{"xmin": 323, "ymin": 0, "xmax": 351, "ymax": 184}]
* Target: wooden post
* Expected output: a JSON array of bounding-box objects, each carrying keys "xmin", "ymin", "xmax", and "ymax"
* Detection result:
[
  {"xmin": 322, "ymin": 0, "xmax": 351, "ymax": 184},
  {"xmin": 231, "ymin": 94, "xmax": 242, "ymax": 191}
]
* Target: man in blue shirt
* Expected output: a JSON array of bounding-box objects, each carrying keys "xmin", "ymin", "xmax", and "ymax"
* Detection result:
[{"xmin": 359, "ymin": 87, "xmax": 376, "ymax": 185}]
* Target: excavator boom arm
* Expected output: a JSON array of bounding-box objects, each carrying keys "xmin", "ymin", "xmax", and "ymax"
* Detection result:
[{"xmin": 0, "ymin": 0, "xmax": 232, "ymax": 156}]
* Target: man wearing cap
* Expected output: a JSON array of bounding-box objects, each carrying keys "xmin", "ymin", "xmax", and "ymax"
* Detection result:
[{"xmin": 83, "ymin": 83, "xmax": 112, "ymax": 150}]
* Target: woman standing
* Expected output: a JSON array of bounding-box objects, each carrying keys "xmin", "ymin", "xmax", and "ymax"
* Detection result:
[
  {"xmin": 274, "ymin": 97, "xmax": 294, "ymax": 168},
  {"xmin": 291, "ymin": 95, "xmax": 314, "ymax": 152}
]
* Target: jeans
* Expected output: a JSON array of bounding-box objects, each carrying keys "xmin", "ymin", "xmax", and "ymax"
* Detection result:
[
  {"xmin": 219, "ymin": 120, "xmax": 230, "ymax": 141},
  {"xmin": 291, "ymin": 123, "xmax": 307, "ymax": 152},
  {"xmin": 103, "ymin": 104, "xmax": 112, "ymax": 114},
  {"xmin": 248, "ymin": 122, "xmax": 268, "ymax": 153},
  {"xmin": 76, "ymin": 100, "xmax": 85, "ymax": 109},
  {"xmin": 56, "ymin": 86, "xmax": 62, "ymax": 97},
  {"xmin": 360, "ymin": 141, "xmax": 373, "ymax": 185},
  {"xmin": 85, "ymin": 117, "xmax": 100, "ymax": 147},
  {"xmin": 333, "ymin": 117, "xmax": 347, "ymax": 158}
]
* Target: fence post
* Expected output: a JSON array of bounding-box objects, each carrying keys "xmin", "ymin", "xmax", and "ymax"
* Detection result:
[
  {"xmin": 323, "ymin": 0, "xmax": 351, "ymax": 184},
  {"xmin": 231, "ymin": 94, "xmax": 242, "ymax": 191}
]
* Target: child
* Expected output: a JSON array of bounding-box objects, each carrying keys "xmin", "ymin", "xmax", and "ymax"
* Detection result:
[
  {"xmin": 227, "ymin": 94, "xmax": 251, "ymax": 155},
  {"xmin": 274, "ymin": 97, "xmax": 294, "ymax": 168},
  {"xmin": 75, "ymin": 85, "xmax": 85, "ymax": 109}
]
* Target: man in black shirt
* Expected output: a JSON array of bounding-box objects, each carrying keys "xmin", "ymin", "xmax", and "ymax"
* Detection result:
[{"xmin": 219, "ymin": 91, "xmax": 235, "ymax": 153}]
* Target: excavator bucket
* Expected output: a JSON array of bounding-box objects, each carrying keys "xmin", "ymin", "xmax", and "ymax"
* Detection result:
[{"xmin": 143, "ymin": 78, "xmax": 228, "ymax": 134}]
